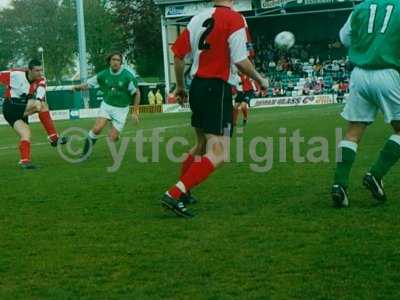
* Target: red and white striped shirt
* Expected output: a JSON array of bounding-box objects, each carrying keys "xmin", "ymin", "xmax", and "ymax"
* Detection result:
[
  {"xmin": 172, "ymin": 6, "xmax": 249, "ymax": 85},
  {"xmin": 0, "ymin": 69, "xmax": 46, "ymax": 101}
]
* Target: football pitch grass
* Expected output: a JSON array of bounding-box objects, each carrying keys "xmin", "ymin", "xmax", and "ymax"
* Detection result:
[{"xmin": 0, "ymin": 104, "xmax": 399, "ymax": 299}]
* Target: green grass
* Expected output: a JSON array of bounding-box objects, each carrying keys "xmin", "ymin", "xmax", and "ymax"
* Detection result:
[{"xmin": 0, "ymin": 104, "xmax": 399, "ymax": 299}]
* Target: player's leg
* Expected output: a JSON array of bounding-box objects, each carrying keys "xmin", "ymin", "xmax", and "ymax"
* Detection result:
[
  {"xmin": 204, "ymin": 133, "xmax": 229, "ymax": 167},
  {"xmin": 38, "ymin": 101, "xmax": 68, "ymax": 147},
  {"xmin": 334, "ymin": 122, "xmax": 368, "ymax": 187},
  {"xmin": 241, "ymin": 101, "xmax": 249, "ymax": 125},
  {"xmin": 108, "ymin": 126, "xmax": 120, "ymax": 142},
  {"xmin": 82, "ymin": 117, "xmax": 109, "ymax": 157},
  {"xmin": 181, "ymin": 127, "xmax": 206, "ymax": 176},
  {"xmin": 364, "ymin": 69, "xmax": 400, "ymax": 202},
  {"xmin": 166, "ymin": 133, "xmax": 228, "ymax": 204},
  {"xmin": 87, "ymin": 105, "xmax": 129, "ymax": 159},
  {"xmin": 233, "ymin": 92, "xmax": 244, "ymax": 126},
  {"xmin": 241, "ymin": 92, "xmax": 252, "ymax": 126},
  {"xmin": 332, "ymin": 67, "xmax": 377, "ymax": 207},
  {"xmin": 332, "ymin": 122, "xmax": 368, "ymax": 207},
  {"xmin": 107, "ymin": 105, "xmax": 130, "ymax": 142},
  {"xmin": 102, "ymin": 104, "xmax": 131, "ymax": 153},
  {"xmin": 3, "ymin": 100, "xmax": 36, "ymax": 169},
  {"xmin": 180, "ymin": 132, "xmax": 228, "ymax": 191},
  {"xmin": 24, "ymin": 99, "xmax": 42, "ymax": 117},
  {"xmin": 82, "ymin": 101, "xmax": 115, "ymax": 157},
  {"xmin": 179, "ymin": 127, "xmax": 206, "ymax": 205},
  {"xmin": 364, "ymin": 121, "xmax": 400, "ymax": 202},
  {"xmin": 370, "ymin": 121, "xmax": 400, "ymax": 181},
  {"xmin": 13, "ymin": 120, "xmax": 35, "ymax": 169},
  {"xmin": 162, "ymin": 78, "xmax": 232, "ymax": 217},
  {"xmin": 233, "ymin": 102, "xmax": 241, "ymax": 126}
]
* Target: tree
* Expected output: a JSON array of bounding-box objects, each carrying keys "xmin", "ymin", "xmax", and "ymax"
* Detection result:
[
  {"xmin": 110, "ymin": 0, "xmax": 164, "ymax": 78},
  {"xmin": 0, "ymin": 0, "xmax": 126, "ymax": 79},
  {"xmin": 0, "ymin": 10, "xmax": 18, "ymax": 69},
  {"xmin": 0, "ymin": 0, "xmax": 162, "ymax": 80},
  {"xmin": 83, "ymin": 0, "xmax": 127, "ymax": 73},
  {"xmin": 2, "ymin": 0, "xmax": 76, "ymax": 81}
]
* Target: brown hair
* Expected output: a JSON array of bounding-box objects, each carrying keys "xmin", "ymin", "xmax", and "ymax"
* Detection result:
[{"xmin": 107, "ymin": 52, "xmax": 123, "ymax": 64}]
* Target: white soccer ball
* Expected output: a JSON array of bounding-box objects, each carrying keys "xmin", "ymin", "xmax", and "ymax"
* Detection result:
[{"xmin": 274, "ymin": 31, "xmax": 295, "ymax": 50}]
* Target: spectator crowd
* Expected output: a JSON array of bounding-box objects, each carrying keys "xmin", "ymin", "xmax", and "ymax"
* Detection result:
[{"xmin": 251, "ymin": 35, "xmax": 351, "ymax": 98}]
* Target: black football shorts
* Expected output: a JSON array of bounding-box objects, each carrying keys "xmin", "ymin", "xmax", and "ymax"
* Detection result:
[
  {"xmin": 2, "ymin": 99, "xmax": 28, "ymax": 127},
  {"xmin": 189, "ymin": 77, "xmax": 233, "ymax": 137}
]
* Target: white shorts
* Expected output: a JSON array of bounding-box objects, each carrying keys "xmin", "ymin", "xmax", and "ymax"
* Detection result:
[
  {"xmin": 98, "ymin": 101, "xmax": 130, "ymax": 132},
  {"xmin": 342, "ymin": 67, "xmax": 400, "ymax": 124}
]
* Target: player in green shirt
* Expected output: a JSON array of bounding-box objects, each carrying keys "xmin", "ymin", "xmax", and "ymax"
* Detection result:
[
  {"xmin": 73, "ymin": 52, "xmax": 141, "ymax": 158},
  {"xmin": 332, "ymin": 0, "xmax": 400, "ymax": 207}
]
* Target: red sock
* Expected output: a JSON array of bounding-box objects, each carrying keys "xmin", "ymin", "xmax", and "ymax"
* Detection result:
[
  {"xmin": 19, "ymin": 140, "xmax": 31, "ymax": 163},
  {"xmin": 39, "ymin": 111, "xmax": 58, "ymax": 142},
  {"xmin": 181, "ymin": 154, "xmax": 195, "ymax": 177},
  {"xmin": 168, "ymin": 186, "xmax": 183, "ymax": 200},
  {"xmin": 168, "ymin": 156, "xmax": 215, "ymax": 200},
  {"xmin": 242, "ymin": 104, "xmax": 248, "ymax": 120},
  {"xmin": 181, "ymin": 156, "xmax": 215, "ymax": 192},
  {"xmin": 233, "ymin": 107, "xmax": 239, "ymax": 126}
]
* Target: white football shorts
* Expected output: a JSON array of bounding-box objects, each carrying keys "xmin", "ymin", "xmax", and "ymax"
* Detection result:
[
  {"xmin": 98, "ymin": 101, "xmax": 130, "ymax": 132},
  {"xmin": 342, "ymin": 67, "xmax": 400, "ymax": 124}
]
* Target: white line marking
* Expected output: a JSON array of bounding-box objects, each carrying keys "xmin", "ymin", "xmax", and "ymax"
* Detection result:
[
  {"xmin": 0, "ymin": 105, "xmax": 340, "ymax": 155},
  {"xmin": 0, "ymin": 123, "xmax": 191, "ymax": 155}
]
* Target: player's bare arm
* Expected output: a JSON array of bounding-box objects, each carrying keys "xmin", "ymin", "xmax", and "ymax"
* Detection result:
[
  {"xmin": 73, "ymin": 73, "xmax": 99, "ymax": 92},
  {"xmin": 235, "ymin": 58, "xmax": 269, "ymax": 90},
  {"xmin": 132, "ymin": 89, "xmax": 141, "ymax": 124},
  {"xmin": 72, "ymin": 83, "xmax": 89, "ymax": 91},
  {"xmin": 173, "ymin": 56, "xmax": 187, "ymax": 105}
]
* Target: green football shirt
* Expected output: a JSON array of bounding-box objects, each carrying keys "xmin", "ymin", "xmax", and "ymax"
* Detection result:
[
  {"xmin": 88, "ymin": 67, "xmax": 138, "ymax": 108},
  {"xmin": 340, "ymin": 0, "xmax": 400, "ymax": 70}
]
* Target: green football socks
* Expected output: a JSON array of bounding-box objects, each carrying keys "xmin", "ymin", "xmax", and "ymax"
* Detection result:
[
  {"xmin": 83, "ymin": 130, "xmax": 98, "ymax": 156},
  {"xmin": 370, "ymin": 135, "xmax": 400, "ymax": 180},
  {"xmin": 334, "ymin": 140, "xmax": 358, "ymax": 189}
]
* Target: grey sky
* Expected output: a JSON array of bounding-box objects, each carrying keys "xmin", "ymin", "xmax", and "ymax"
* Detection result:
[{"xmin": 0, "ymin": 0, "xmax": 11, "ymax": 9}]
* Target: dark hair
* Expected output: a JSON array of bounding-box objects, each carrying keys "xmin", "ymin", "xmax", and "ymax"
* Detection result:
[
  {"xmin": 28, "ymin": 59, "xmax": 42, "ymax": 70},
  {"xmin": 107, "ymin": 52, "xmax": 123, "ymax": 64}
]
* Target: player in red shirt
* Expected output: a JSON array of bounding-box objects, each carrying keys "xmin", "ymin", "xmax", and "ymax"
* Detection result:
[
  {"xmin": 0, "ymin": 59, "xmax": 67, "ymax": 169},
  {"xmin": 161, "ymin": 0, "xmax": 269, "ymax": 217},
  {"xmin": 233, "ymin": 72, "xmax": 256, "ymax": 126},
  {"xmin": 232, "ymin": 16, "xmax": 256, "ymax": 127}
]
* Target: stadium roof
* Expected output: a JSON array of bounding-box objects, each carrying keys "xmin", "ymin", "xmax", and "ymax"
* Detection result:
[{"xmin": 153, "ymin": 0, "xmax": 203, "ymax": 5}]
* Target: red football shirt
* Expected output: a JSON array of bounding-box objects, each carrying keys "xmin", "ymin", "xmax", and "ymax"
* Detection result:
[
  {"xmin": 240, "ymin": 74, "xmax": 255, "ymax": 92},
  {"xmin": 172, "ymin": 6, "xmax": 248, "ymax": 84}
]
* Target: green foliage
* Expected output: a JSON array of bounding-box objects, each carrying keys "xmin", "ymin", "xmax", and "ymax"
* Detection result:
[
  {"xmin": 0, "ymin": 0, "xmax": 75, "ymax": 79},
  {"xmin": 0, "ymin": 10, "xmax": 17, "ymax": 69},
  {"xmin": 83, "ymin": 0, "xmax": 127, "ymax": 73},
  {"xmin": 0, "ymin": 0, "xmax": 128, "ymax": 79},
  {"xmin": 110, "ymin": 0, "xmax": 164, "ymax": 78}
]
